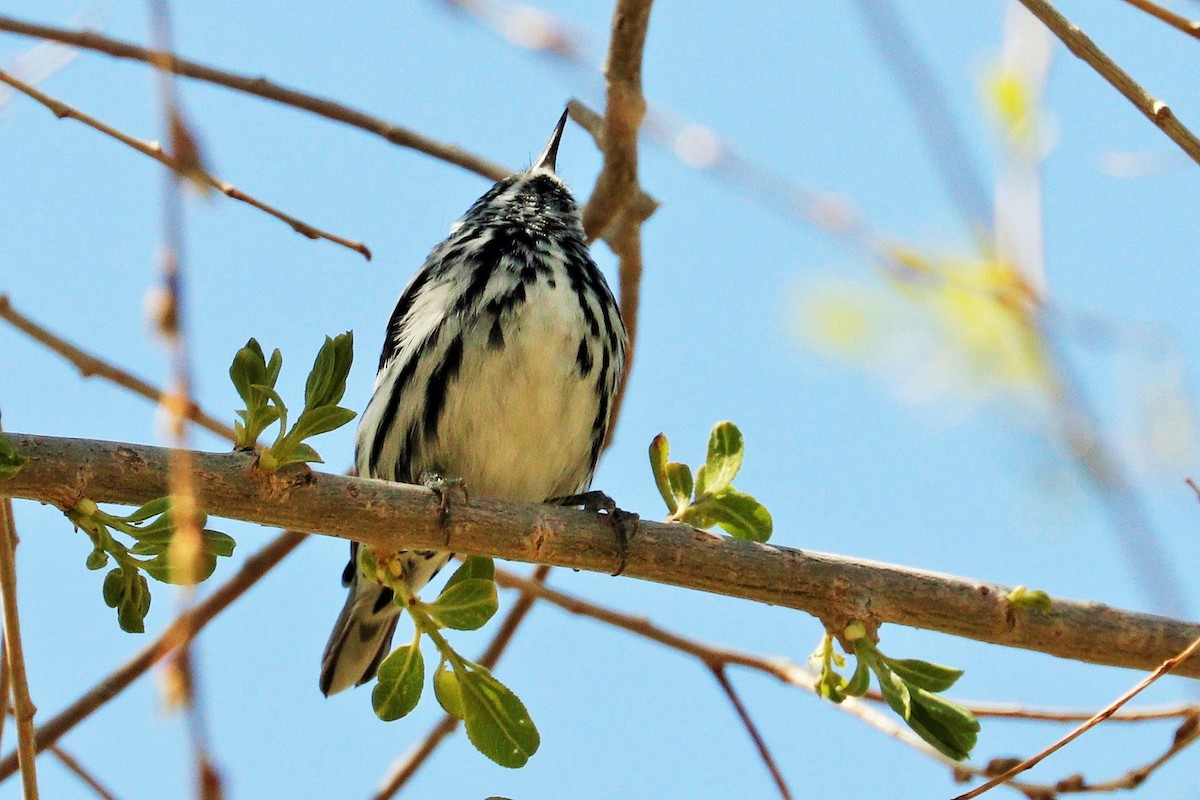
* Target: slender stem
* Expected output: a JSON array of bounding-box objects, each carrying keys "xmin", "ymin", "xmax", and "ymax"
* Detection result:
[
  {"xmin": 0, "ymin": 423, "xmax": 38, "ymax": 797},
  {"xmin": 47, "ymin": 745, "xmax": 117, "ymax": 800},
  {"xmin": 0, "ymin": 14, "xmax": 510, "ymax": 183},
  {"xmin": 0, "ymin": 67, "xmax": 369, "ymax": 259},
  {"xmin": 953, "ymin": 632, "xmax": 1200, "ymax": 799},
  {"xmin": 1016, "ymin": 0, "xmax": 1200, "ymax": 167},
  {"xmin": 709, "ymin": 665, "xmax": 792, "ymax": 800},
  {"xmin": 1117, "ymin": 0, "xmax": 1200, "ymax": 41}
]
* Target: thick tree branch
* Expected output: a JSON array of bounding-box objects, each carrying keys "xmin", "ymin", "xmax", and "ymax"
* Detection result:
[{"xmin": 3, "ymin": 433, "xmax": 1200, "ymax": 680}]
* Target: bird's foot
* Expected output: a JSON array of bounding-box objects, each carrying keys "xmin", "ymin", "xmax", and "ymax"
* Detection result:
[
  {"xmin": 552, "ymin": 490, "xmax": 638, "ymax": 576},
  {"xmin": 420, "ymin": 470, "xmax": 468, "ymax": 544}
]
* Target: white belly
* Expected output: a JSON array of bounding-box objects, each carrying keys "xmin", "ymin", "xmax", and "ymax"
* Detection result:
[{"xmin": 426, "ymin": 286, "xmax": 599, "ymax": 502}]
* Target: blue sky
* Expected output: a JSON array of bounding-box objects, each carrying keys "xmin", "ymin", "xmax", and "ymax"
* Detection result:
[{"xmin": 3, "ymin": 1, "xmax": 1200, "ymax": 798}]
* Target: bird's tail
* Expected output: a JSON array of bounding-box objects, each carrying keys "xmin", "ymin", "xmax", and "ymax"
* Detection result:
[{"xmin": 320, "ymin": 563, "xmax": 400, "ymax": 697}]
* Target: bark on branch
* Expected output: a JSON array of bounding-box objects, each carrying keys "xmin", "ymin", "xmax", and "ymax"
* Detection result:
[{"xmin": 2, "ymin": 432, "xmax": 1199, "ymax": 678}]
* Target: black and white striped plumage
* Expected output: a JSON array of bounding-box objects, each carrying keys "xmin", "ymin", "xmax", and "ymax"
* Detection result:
[{"xmin": 320, "ymin": 111, "xmax": 626, "ymax": 696}]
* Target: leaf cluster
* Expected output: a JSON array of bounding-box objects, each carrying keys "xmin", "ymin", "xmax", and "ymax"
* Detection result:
[
  {"xmin": 368, "ymin": 556, "xmax": 540, "ymax": 768},
  {"xmin": 67, "ymin": 497, "xmax": 236, "ymax": 633},
  {"xmin": 813, "ymin": 628, "xmax": 979, "ymax": 761},
  {"xmin": 229, "ymin": 333, "xmax": 356, "ymax": 469},
  {"xmin": 649, "ymin": 421, "xmax": 772, "ymax": 542}
]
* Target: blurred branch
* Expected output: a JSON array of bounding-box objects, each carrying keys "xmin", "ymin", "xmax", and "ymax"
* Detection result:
[
  {"xmin": 47, "ymin": 745, "xmax": 117, "ymax": 800},
  {"xmin": 0, "ymin": 65, "xmax": 370, "ymax": 260},
  {"xmin": 851, "ymin": 0, "xmax": 991, "ymax": 230},
  {"xmin": 0, "ymin": 14, "xmax": 511, "ymax": 183},
  {"xmin": 955, "ymin": 632, "xmax": 1200, "ymax": 798},
  {"xmin": 1117, "ymin": 0, "xmax": 1200, "ymax": 41},
  {"xmin": 371, "ymin": 564, "xmax": 552, "ymax": 799},
  {"xmin": 0, "ymin": 295, "xmax": 237, "ymax": 443},
  {"xmin": 1016, "ymin": 0, "xmax": 1200, "ymax": 167},
  {"xmin": 0, "ymin": 418, "xmax": 39, "ymax": 798},
  {"xmin": 5, "ymin": 434, "xmax": 1200, "ymax": 681},
  {"xmin": 0, "ymin": 530, "xmax": 305, "ymax": 782}
]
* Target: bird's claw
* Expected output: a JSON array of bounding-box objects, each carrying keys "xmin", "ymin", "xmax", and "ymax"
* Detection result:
[
  {"xmin": 552, "ymin": 490, "xmax": 638, "ymax": 576},
  {"xmin": 420, "ymin": 470, "xmax": 468, "ymax": 543}
]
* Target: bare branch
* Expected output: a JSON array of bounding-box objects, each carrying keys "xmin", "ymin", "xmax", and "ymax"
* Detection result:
[
  {"xmin": 581, "ymin": 0, "xmax": 653, "ymax": 241},
  {"xmin": 0, "ymin": 295, "xmax": 237, "ymax": 443},
  {"xmin": 0, "ymin": 14, "xmax": 510, "ymax": 183},
  {"xmin": 1016, "ymin": 0, "xmax": 1200, "ymax": 167},
  {"xmin": 954, "ymin": 632, "xmax": 1200, "ymax": 798},
  {"xmin": 1117, "ymin": 0, "xmax": 1200, "ymax": 41},
  {"xmin": 0, "ymin": 66, "xmax": 370, "ymax": 260},
  {"xmin": 710, "ymin": 665, "xmax": 792, "ymax": 800},
  {"xmin": 0, "ymin": 530, "xmax": 306, "ymax": 781},
  {"xmin": 0, "ymin": 419, "xmax": 39, "ymax": 798},
  {"xmin": 4, "ymin": 433, "xmax": 1200, "ymax": 681}
]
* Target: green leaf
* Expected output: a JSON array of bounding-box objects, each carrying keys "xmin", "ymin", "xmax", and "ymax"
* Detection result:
[
  {"xmin": 648, "ymin": 434, "xmax": 677, "ymax": 514},
  {"xmin": 1007, "ymin": 584, "xmax": 1053, "ymax": 612},
  {"xmin": 875, "ymin": 664, "xmax": 912, "ymax": 719},
  {"xmin": 0, "ymin": 433, "xmax": 27, "ymax": 481},
  {"xmin": 456, "ymin": 661, "xmax": 540, "ymax": 768},
  {"xmin": 883, "ymin": 657, "xmax": 964, "ymax": 693},
  {"xmin": 427, "ymin": 579, "xmax": 499, "ymax": 631},
  {"xmin": 702, "ymin": 421, "xmax": 744, "ymax": 495},
  {"xmin": 289, "ymin": 405, "xmax": 357, "ymax": 441},
  {"xmin": 201, "ymin": 529, "xmax": 237, "ymax": 558},
  {"xmin": 372, "ymin": 643, "xmax": 426, "ymax": 721},
  {"xmin": 433, "ymin": 661, "xmax": 465, "ymax": 720},
  {"xmin": 85, "ymin": 547, "xmax": 109, "ymax": 570},
  {"xmin": 229, "ymin": 339, "xmax": 267, "ymax": 405},
  {"xmin": 116, "ymin": 571, "xmax": 150, "ymax": 633},
  {"xmin": 141, "ymin": 550, "xmax": 218, "ymax": 585},
  {"xmin": 273, "ymin": 441, "xmax": 323, "ymax": 468},
  {"xmin": 443, "ymin": 556, "xmax": 496, "ymax": 593},
  {"xmin": 665, "ymin": 462, "xmax": 693, "ymax": 513},
  {"xmin": 265, "ymin": 347, "xmax": 283, "ymax": 387},
  {"xmin": 102, "ymin": 567, "xmax": 125, "ymax": 608},
  {"xmin": 844, "ymin": 654, "xmax": 871, "ymax": 697},
  {"xmin": 694, "ymin": 488, "xmax": 773, "ymax": 542},
  {"xmin": 304, "ymin": 331, "xmax": 354, "ymax": 409},
  {"xmin": 118, "ymin": 497, "xmax": 172, "ymax": 524},
  {"xmin": 907, "ymin": 689, "xmax": 980, "ymax": 761}
]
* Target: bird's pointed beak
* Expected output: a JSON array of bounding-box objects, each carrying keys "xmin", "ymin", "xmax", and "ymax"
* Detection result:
[{"xmin": 532, "ymin": 108, "xmax": 570, "ymax": 173}]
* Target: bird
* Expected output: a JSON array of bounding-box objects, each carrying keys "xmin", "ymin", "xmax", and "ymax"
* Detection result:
[{"xmin": 320, "ymin": 109, "xmax": 627, "ymax": 696}]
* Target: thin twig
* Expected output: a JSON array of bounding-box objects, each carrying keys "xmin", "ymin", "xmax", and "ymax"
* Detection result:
[
  {"xmin": 0, "ymin": 530, "xmax": 306, "ymax": 781},
  {"xmin": 1117, "ymin": 0, "xmax": 1200, "ymax": 41},
  {"xmin": 0, "ymin": 14, "xmax": 510, "ymax": 183},
  {"xmin": 0, "ymin": 66, "xmax": 369, "ymax": 260},
  {"xmin": 370, "ymin": 565, "xmax": 552, "ymax": 799},
  {"xmin": 0, "ymin": 414, "xmax": 39, "ymax": 798},
  {"xmin": 709, "ymin": 665, "xmax": 792, "ymax": 800},
  {"xmin": 0, "ymin": 295, "xmax": 237, "ymax": 442},
  {"xmin": 1016, "ymin": 0, "xmax": 1200, "ymax": 167},
  {"xmin": 47, "ymin": 745, "xmax": 118, "ymax": 800},
  {"xmin": 953, "ymin": 633, "xmax": 1200, "ymax": 799},
  {"xmin": 851, "ymin": 0, "xmax": 991, "ymax": 230},
  {"xmin": 0, "ymin": 626, "xmax": 9, "ymax": 757}
]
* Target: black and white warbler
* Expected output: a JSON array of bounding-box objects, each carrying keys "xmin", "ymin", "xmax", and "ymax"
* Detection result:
[{"xmin": 320, "ymin": 110, "xmax": 627, "ymax": 696}]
